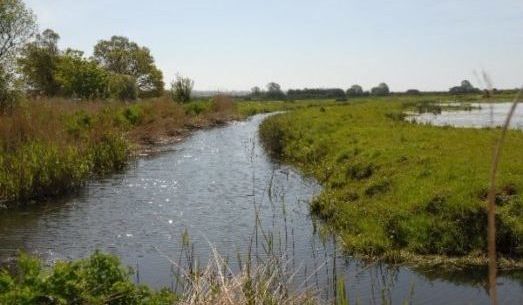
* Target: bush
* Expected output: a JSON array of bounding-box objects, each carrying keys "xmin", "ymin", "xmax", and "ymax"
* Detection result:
[
  {"xmin": 0, "ymin": 252, "xmax": 175, "ymax": 305},
  {"xmin": 108, "ymin": 73, "xmax": 138, "ymax": 101},
  {"xmin": 170, "ymin": 74, "xmax": 193, "ymax": 103},
  {"xmin": 211, "ymin": 95, "xmax": 235, "ymax": 113},
  {"xmin": 259, "ymin": 116, "xmax": 287, "ymax": 159}
]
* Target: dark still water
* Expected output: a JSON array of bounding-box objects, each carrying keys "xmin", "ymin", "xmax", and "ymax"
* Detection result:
[{"xmin": 1, "ymin": 114, "xmax": 522, "ymax": 304}]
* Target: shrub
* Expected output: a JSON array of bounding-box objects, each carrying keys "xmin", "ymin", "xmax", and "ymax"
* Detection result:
[
  {"xmin": 211, "ymin": 95, "xmax": 235, "ymax": 113},
  {"xmin": 170, "ymin": 74, "xmax": 193, "ymax": 103},
  {"xmin": 259, "ymin": 116, "xmax": 286, "ymax": 158},
  {"xmin": 108, "ymin": 73, "xmax": 138, "ymax": 101},
  {"xmin": 0, "ymin": 252, "xmax": 175, "ymax": 305}
]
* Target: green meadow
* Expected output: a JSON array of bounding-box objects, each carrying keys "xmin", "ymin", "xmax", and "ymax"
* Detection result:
[{"xmin": 260, "ymin": 95, "xmax": 523, "ymax": 264}]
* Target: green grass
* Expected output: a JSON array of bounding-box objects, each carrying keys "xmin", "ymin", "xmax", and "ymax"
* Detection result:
[{"xmin": 259, "ymin": 96, "xmax": 523, "ymax": 261}]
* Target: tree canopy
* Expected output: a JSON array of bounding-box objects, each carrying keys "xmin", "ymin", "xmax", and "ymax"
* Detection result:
[
  {"xmin": 0, "ymin": 0, "xmax": 36, "ymax": 64},
  {"xmin": 265, "ymin": 82, "xmax": 286, "ymax": 100},
  {"xmin": 346, "ymin": 84, "xmax": 365, "ymax": 97},
  {"xmin": 18, "ymin": 29, "xmax": 62, "ymax": 96},
  {"xmin": 449, "ymin": 80, "xmax": 481, "ymax": 94},
  {"xmin": 370, "ymin": 82, "xmax": 390, "ymax": 96},
  {"xmin": 93, "ymin": 36, "xmax": 164, "ymax": 98}
]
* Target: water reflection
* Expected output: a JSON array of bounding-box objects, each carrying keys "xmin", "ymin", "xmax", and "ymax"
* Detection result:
[{"xmin": 407, "ymin": 102, "xmax": 523, "ymax": 129}]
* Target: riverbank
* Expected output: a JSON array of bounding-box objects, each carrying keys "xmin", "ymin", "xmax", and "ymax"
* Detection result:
[
  {"xmin": 0, "ymin": 97, "xmax": 244, "ymax": 206},
  {"xmin": 259, "ymin": 96, "xmax": 523, "ymax": 267},
  {"xmin": 0, "ymin": 97, "xmax": 339, "ymax": 206}
]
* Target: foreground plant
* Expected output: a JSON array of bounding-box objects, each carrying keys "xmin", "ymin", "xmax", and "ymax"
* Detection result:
[
  {"xmin": 0, "ymin": 252, "xmax": 175, "ymax": 305},
  {"xmin": 164, "ymin": 249, "xmax": 319, "ymax": 305}
]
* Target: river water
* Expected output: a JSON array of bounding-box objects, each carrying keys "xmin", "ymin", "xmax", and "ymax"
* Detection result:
[
  {"xmin": 0, "ymin": 113, "xmax": 522, "ymax": 304},
  {"xmin": 407, "ymin": 102, "xmax": 523, "ymax": 129}
]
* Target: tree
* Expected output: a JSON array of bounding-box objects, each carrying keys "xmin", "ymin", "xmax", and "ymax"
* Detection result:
[
  {"xmin": 18, "ymin": 29, "xmax": 62, "ymax": 96},
  {"xmin": 170, "ymin": 74, "xmax": 194, "ymax": 103},
  {"xmin": 346, "ymin": 84, "xmax": 364, "ymax": 97},
  {"xmin": 405, "ymin": 89, "xmax": 420, "ymax": 95},
  {"xmin": 55, "ymin": 50, "xmax": 108, "ymax": 99},
  {"xmin": 93, "ymin": 36, "xmax": 164, "ymax": 98},
  {"xmin": 0, "ymin": 0, "xmax": 36, "ymax": 64},
  {"xmin": 0, "ymin": 0, "xmax": 36, "ymax": 110},
  {"xmin": 449, "ymin": 80, "xmax": 480, "ymax": 94},
  {"xmin": 251, "ymin": 86, "xmax": 261, "ymax": 97},
  {"xmin": 370, "ymin": 82, "xmax": 390, "ymax": 96},
  {"xmin": 266, "ymin": 82, "xmax": 286, "ymax": 100}
]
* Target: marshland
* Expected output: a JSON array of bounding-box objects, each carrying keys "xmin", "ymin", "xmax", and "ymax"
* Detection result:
[{"xmin": 1, "ymin": 0, "xmax": 523, "ymax": 304}]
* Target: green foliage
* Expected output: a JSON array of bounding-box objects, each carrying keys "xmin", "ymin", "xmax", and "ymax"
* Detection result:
[
  {"xmin": 108, "ymin": 73, "xmax": 138, "ymax": 101},
  {"xmin": 259, "ymin": 96, "xmax": 523, "ymax": 258},
  {"xmin": 0, "ymin": 66, "xmax": 21, "ymax": 113},
  {"xmin": 370, "ymin": 83, "xmax": 390, "ymax": 96},
  {"xmin": 287, "ymin": 88, "xmax": 346, "ymax": 100},
  {"xmin": 18, "ymin": 29, "xmax": 61, "ymax": 96},
  {"xmin": 93, "ymin": 36, "xmax": 164, "ymax": 98},
  {"xmin": 265, "ymin": 82, "xmax": 286, "ymax": 100},
  {"xmin": 0, "ymin": 252, "xmax": 176, "ymax": 305},
  {"xmin": 449, "ymin": 80, "xmax": 481, "ymax": 94},
  {"xmin": 170, "ymin": 74, "xmax": 194, "ymax": 104},
  {"xmin": 346, "ymin": 84, "xmax": 365, "ymax": 97},
  {"xmin": 0, "ymin": 141, "xmax": 92, "ymax": 202},
  {"xmin": 0, "ymin": 0, "xmax": 36, "ymax": 62},
  {"xmin": 55, "ymin": 50, "xmax": 108, "ymax": 99}
]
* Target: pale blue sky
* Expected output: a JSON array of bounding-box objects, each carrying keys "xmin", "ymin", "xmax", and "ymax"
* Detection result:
[{"xmin": 26, "ymin": 0, "xmax": 523, "ymax": 91}]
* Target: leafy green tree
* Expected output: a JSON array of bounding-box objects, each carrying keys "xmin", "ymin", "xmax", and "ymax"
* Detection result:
[
  {"xmin": 56, "ymin": 50, "xmax": 108, "ymax": 99},
  {"xmin": 0, "ymin": 0, "xmax": 36, "ymax": 110},
  {"xmin": 266, "ymin": 82, "xmax": 286, "ymax": 100},
  {"xmin": 93, "ymin": 36, "xmax": 164, "ymax": 97},
  {"xmin": 0, "ymin": 0, "xmax": 36, "ymax": 63},
  {"xmin": 346, "ymin": 84, "xmax": 364, "ymax": 97},
  {"xmin": 18, "ymin": 29, "xmax": 62, "ymax": 96},
  {"xmin": 170, "ymin": 74, "xmax": 194, "ymax": 103},
  {"xmin": 370, "ymin": 82, "xmax": 390, "ymax": 96}
]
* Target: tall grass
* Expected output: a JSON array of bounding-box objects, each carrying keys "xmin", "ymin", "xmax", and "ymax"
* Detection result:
[{"xmin": 0, "ymin": 96, "xmax": 241, "ymax": 205}]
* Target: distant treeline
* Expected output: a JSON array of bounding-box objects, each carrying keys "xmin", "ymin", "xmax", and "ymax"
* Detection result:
[
  {"xmin": 287, "ymin": 88, "xmax": 346, "ymax": 100},
  {"xmin": 247, "ymin": 79, "xmax": 512, "ymax": 101}
]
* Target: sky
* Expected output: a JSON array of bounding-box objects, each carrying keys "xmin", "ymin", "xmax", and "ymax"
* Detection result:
[{"xmin": 25, "ymin": 0, "xmax": 523, "ymax": 92}]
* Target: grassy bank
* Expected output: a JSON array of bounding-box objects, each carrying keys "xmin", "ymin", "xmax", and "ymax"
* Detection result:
[
  {"xmin": 259, "ymin": 96, "xmax": 523, "ymax": 264},
  {"xmin": 0, "ymin": 97, "xmax": 241, "ymax": 206}
]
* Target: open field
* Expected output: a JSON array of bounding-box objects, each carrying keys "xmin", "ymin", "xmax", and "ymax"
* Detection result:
[{"xmin": 259, "ymin": 95, "xmax": 523, "ymax": 264}]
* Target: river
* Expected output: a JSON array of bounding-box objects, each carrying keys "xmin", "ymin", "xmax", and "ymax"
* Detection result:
[{"xmin": 0, "ymin": 113, "xmax": 522, "ymax": 304}]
